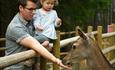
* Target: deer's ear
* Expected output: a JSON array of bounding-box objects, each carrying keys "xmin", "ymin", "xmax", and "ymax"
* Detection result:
[
  {"xmin": 88, "ymin": 33, "xmax": 96, "ymax": 41},
  {"xmin": 78, "ymin": 29, "xmax": 87, "ymax": 40}
]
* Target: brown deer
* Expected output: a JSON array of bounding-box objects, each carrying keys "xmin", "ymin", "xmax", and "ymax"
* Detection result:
[{"xmin": 63, "ymin": 29, "xmax": 115, "ymax": 70}]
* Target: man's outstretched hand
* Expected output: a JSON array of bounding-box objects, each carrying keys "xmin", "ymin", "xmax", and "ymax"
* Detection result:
[{"xmin": 55, "ymin": 58, "xmax": 72, "ymax": 70}]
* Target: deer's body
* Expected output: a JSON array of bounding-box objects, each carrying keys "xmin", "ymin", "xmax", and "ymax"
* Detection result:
[{"xmin": 63, "ymin": 29, "xmax": 115, "ymax": 70}]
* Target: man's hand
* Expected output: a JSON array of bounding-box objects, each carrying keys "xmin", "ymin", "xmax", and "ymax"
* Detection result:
[{"xmin": 55, "ymin": 58, "xmax": 72, "ymax": 70}]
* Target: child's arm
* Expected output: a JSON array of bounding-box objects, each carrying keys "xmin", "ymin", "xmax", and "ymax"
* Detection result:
[
  {"xmin": 53, "ymin": 10, "xmax": 62, "ymax": 27},
  {"xmin": 35, "ymin": 25, "xmax": 44, "ymax": 31},
  {"xmin": 56, "ymin": 18, "xmax": 62, "ymax": 25},
  {"xmin": 33, "ymin": 10, "xmax": 44, "ymax": 32},
  {"xmin": 55, "ymin": 18, "xmax": 62, "ymax": 27}
]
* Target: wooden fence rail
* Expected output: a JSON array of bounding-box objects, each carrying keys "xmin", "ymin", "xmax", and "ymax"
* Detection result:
[
  {"xmin": 0, "ymin": 38, "xmax": 5, "ymax": 42},
  {"xmin": 0, "ymin": 50, "xmax": 36, "ymax": 69}
]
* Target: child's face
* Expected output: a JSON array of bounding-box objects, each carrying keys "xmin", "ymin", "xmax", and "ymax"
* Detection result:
[{"xmin": 42, "ymin": 0, "xmax": 55, "ymax": 11}]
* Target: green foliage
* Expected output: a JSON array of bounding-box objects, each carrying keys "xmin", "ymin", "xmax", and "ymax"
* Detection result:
[
  {"xmin": 56, "ymin": 0, "xmax": 112, "ymax": 32},
  {"xmin": 0, "ymin": 0, "xmax": 112, "ymax": 37}
]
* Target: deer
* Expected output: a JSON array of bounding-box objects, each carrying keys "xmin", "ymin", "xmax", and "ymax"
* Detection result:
[{"xmin": 63, "ymin": 29, "xmax": 115, "ymax": 70}]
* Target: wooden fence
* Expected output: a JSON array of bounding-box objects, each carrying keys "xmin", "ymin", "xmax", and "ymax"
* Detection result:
[{"xmin": 0, "ymin": 24, "xmax": 115, "ymax": 70}]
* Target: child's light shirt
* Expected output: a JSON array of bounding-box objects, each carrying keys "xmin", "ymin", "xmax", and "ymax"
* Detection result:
[{"xmin": 34, "ymin": 8, "xmax": 60, "ymax": 39}]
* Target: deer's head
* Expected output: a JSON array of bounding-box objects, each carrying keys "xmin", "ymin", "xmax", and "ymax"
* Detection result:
[{"xmin": 63, "ymin": 29, "xmax": 96, "ymax": 65}]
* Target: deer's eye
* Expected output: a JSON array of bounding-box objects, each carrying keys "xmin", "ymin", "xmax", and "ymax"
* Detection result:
[{"xmin": 72, "ymin": 45, "xmax": 76, "ymax": 49}]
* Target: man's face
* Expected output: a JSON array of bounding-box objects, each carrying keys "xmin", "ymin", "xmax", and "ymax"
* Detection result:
[{"xmin": 19, "ymin": 1, "xmax": 37, "ymax": 21}]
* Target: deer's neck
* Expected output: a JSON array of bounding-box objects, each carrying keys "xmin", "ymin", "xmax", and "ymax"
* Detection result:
[{"xmin": 87, "ymin": 44, "xmax": 114, "ymax": 70}]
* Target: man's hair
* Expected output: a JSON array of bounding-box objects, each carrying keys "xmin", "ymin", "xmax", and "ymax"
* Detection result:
[{"xmin": 18, "ymin": 0, "xmax": 38, "ymax": 7}]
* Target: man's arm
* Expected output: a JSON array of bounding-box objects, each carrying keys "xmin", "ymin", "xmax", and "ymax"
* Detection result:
[
  {"xmin": 20, "ymin": 36, "xmax": 56, "ymax": 61},
  {"xmin": 19, "ymin": 36, "xmax": 71, "ymax": 69}
]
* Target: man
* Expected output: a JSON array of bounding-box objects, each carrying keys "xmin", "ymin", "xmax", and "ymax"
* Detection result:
[{"xmin": 4, "ymin": 0, "xmax": 70, "ymax": 70}]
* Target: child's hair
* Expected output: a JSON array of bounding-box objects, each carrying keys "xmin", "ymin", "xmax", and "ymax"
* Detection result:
[{"xmin": 40, "ymin": 0, "xmax": 59, "ymax": 6}]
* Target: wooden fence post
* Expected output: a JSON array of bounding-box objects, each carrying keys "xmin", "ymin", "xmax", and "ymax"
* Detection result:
[
  {"xmin": 0, "ymin": 48, "xmax": 5, "ymax": 57},
  {"xmin": 97, "ymin": 26, "xmax": 103, "ymax": 49},
  {"xmin": 72, "ymin": 26, "xmax": 80, "ymax": 70},
  {"xmin": 52, "ymin": 31, "xmax": 60, "ymax": 70},
  {"xmin": 85, "ymin": 26, "xmax": 93, "ymax": 70},
  {"xmin": 40, "ymin": 56, "xmax": 47, "ymax": 70},
  {"xmin": 87, "ymin": 26, "xmax": 93, "ymax": 33},
  {"xmin": 110, "ymin": 24, "xmax": 115, "ymax": 60},
  {"xmin": 75, "ymin": 26, "xmax": 80, "ymax": 35}
]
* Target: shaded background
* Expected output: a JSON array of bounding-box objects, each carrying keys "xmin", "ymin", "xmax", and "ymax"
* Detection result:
[{"xmin": 0, "ymin": 0, "xmax": 115, "ymax": 47}]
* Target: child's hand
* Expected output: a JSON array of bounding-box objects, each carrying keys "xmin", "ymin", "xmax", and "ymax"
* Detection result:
[
  {"xmin": 56, "ymin": 18, "xmax": 62, "ymax": 25},
  {"xmin": 36, "ymin": 25, "xmax": 44, "ymax": 31}
]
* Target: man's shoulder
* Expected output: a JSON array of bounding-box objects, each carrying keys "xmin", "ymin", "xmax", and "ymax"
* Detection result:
[
  {"xmin": 11, "ymin": 13, "xmax": 20, "ymax": 23},
  {"xmin": 8, "ymin": 13, "xmax": 24, "ymax": 29}
]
